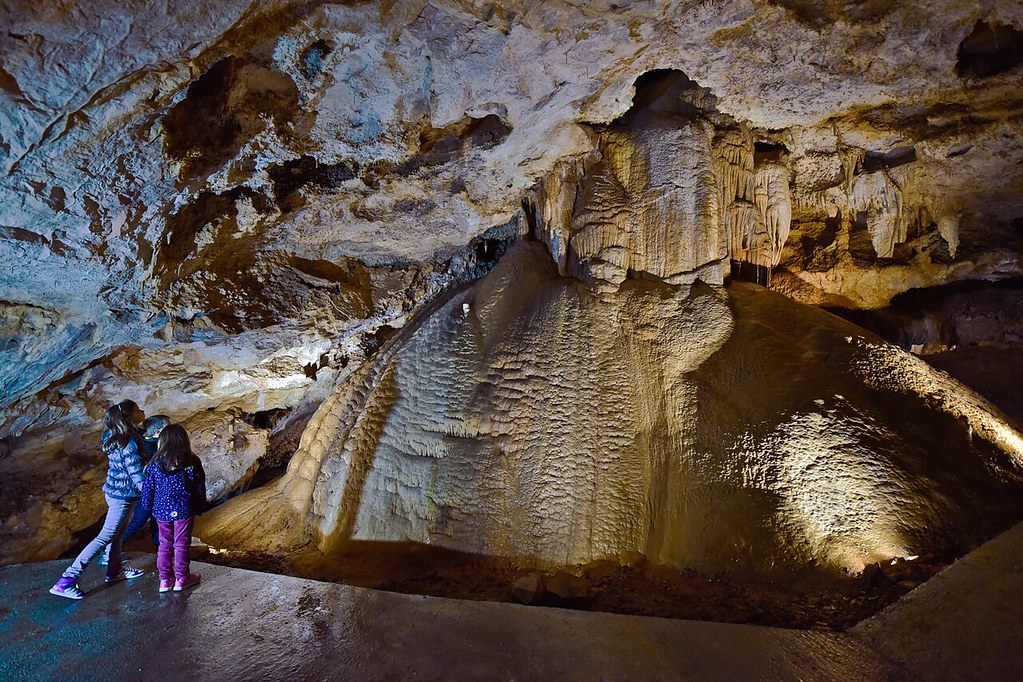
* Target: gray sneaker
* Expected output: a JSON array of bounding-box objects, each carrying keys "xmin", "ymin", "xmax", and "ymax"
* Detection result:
[{"xmin": 105, "ymin": 565, "xmax": 145, "ymax": 584}]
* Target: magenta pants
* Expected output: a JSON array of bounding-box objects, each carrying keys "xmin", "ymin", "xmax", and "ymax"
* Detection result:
[{"xmin": 156, "ymin": 517, "xmax": 194, "ymax": 582}]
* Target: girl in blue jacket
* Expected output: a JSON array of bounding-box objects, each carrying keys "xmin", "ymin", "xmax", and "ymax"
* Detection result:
[
  {"xmin": 50, "ymin": 400, "xmax": 147, "ymax": 599},
  {"xmin": 140, "ymin": 424, "xmax": 206, "ymax": 592}
]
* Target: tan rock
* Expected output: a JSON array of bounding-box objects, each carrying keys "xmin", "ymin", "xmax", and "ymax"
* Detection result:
[{"xmin": 181, "ymin": 411, "xmax": 269, "ymax": 502}]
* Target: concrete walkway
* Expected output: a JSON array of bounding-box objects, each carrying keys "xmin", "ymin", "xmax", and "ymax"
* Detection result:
[{"xmin": 3, "ymin": 524, "xmax": 1022, "ymax": 681}]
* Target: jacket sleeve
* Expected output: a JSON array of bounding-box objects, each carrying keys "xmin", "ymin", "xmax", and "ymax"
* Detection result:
[
  {"xmin": 192, "ymin": 459, "xmax": 208, "ymax": 515},
  {"xmin": 124, "ymin": 439, "xmax": 144, "ymax": 493},
  {"xmin": 139, "ymin": 468, "xmax": 155, "ymax": 513}
]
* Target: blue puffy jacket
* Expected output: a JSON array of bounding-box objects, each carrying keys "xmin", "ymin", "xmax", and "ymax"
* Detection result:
[{"xmin": 101, "ymin": 431, "xmax": 144, "ymax": 500}]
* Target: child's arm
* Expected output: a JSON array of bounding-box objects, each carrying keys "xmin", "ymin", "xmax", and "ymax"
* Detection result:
[
  {"xmin": 125, "ymin": 439, "xmax": 145, "ymax": 494},
  {"xmin": 139, "ymin": 467, "xmax": 155, "ymax": 513},
  {"xmin": 193, "ymin": 459, "xmax": 208, "ymax": 515}
]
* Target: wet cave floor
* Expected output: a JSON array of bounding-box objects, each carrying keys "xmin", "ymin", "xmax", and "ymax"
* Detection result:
[{"xmin": 178, "ymin": 540, "xmax": 949, "ymax": 631}]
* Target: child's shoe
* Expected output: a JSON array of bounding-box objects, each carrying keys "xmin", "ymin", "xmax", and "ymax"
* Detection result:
[
  {"xmin": 173, "ymin": 573, "xmax": 201, "ymax": 591},
  {"xmin": 49, "ymin": 577, "xmax": 85, "ymax": 600},
  {"xmin": 105, "ymin": 564, "xmax": 145, "ymax": 584},
  {"xmin": 159, "ymin": 579, "xmax": 174, "ymax": 593}
]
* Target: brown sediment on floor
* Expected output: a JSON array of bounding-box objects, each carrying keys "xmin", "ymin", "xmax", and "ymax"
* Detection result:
[{"xmin": 194, "ymin": 540, "xmax": 948, "ymax": 631}]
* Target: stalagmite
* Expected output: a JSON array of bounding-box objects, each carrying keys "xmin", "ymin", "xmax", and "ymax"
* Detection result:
[{"xmin": 4, "ymin": 0, "xmax": 1023, "ymax": 595}]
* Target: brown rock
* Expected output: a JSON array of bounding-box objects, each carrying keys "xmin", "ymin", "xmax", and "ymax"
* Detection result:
[
  {"xmin": 511, "ymin": 573, "xmax": 544, "ymax": 605},
  {"xmin": 546, "ymin": 572, "xmax": 589, "ymax": 601}
]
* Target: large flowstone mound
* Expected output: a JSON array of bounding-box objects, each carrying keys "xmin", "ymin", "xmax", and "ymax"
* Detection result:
[{"xmin": 199, "ymin": 241, "xmax": 1023, "ymax": 580}]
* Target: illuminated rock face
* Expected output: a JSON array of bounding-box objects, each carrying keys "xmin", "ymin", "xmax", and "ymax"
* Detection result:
[
  {"xmin": 526, "ymin": 73, "xmax": 796, "ymax": 293},
  {"xmin": 4, "ymin": 0, "xmax": 1023, "ymax": 565},
  {"xmin": 201, "ymin": 242, "xmax": 1023, "ymax": 577}
]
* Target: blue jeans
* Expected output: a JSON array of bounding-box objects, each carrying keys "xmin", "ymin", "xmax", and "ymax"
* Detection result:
[
  {"xmin": 101, "ymin": 504, "xmax": 157, "ymax": 562},
  {"xmin": 62, "ymin": 495, "xmax": 136, "ymax": 580}
]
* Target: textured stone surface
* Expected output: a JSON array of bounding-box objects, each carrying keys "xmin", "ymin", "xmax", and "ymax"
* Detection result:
[
  {"xmin": 182, "ymin": 410, "xmax": 268, "ymax": 502},
  {"xmin": 3, "ymin": 0, "xmax": 1023, "ymax": 569},
  {"xmin": 199, "ymin": 242, "xmax": 1023, "ymax": 579},
  {"xmin": 2, "ymin": 0, "xmax": 1022, "ymax": 381}
]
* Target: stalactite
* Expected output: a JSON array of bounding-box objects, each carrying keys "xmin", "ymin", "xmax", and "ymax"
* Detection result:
[
  {"xmin": 522, "ymin": 119, "xmax": 727, "ymax": 291},
  {"xmin": 753, "ymin": 162, "xmax": 793, "ymax": 266},
  {"xmin": 936, "ymin": 213, "xmax": 960, "ymax": 259},
  {"xmin": 716, "ymin": 129, "xmax": 793, "ymax": 277},
  {"xmin": 728, "ymin": 201, "xmax": 759, "ymax": 263},
  {"xmin": 922, "ymin": 202, "xmax": 961, "ymax": 259},
  {"xmin": 714, "ymin": 129, "xmax": 756, "ymax": 269},
  {"xmin": 851, "ymin": 172, "xmax": 906, "ymax": 258},
  {"xmin": 526, "ymin": 149, "xmax": 601, "ymax": 275},
  {"xmin": 714, "ymin": 129, "xmax": 755, "ymax": 204}
]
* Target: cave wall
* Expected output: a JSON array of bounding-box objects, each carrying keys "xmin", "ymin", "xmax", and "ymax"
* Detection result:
[{"xmin": 2, "ymin": 0, "xmax": 1023, "ymax": 564}]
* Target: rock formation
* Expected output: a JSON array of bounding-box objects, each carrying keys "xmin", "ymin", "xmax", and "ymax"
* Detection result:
[
  {"xmin": 199, "ymin": 241, "xmax": 1023, "ymax": 579},
  {"xmin": 2, "ymin": 0, "xmax": 1023, "ymax": 571}
]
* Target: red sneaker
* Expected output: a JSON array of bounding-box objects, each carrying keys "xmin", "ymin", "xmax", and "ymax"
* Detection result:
[{"xmin": 173, "ymin": 573, "xmax": 201, "ymax": 591}]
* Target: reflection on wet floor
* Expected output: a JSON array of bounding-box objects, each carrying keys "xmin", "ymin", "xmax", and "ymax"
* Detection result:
[{"xmin": 197, "ymin": 538, "xmax": 948, "ymax": 630}]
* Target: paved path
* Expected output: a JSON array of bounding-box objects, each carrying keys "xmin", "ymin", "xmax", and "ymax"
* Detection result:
[{"xmin": 2, "ymin": 523, "xmax": 1022, "ymax": 681}]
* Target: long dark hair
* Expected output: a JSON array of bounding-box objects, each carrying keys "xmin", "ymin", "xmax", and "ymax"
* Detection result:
[
  {"xmin": 103, "ymin": 400, "xmax": 139, "ymax": 451},
  {"xmin": 156, "ymin": 424, "xmax": 195, "ymax": 474}
]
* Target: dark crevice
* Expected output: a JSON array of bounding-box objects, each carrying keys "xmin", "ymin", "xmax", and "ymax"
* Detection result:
[
  {"xmin": 363, "ymin": 114, "xmax": 512, "ymax": 188},
  {"xmin": 419, "ymin": 113, "xmax": 512, "ymax": 158},
  {"xmin": 156, "ymin": 188, "xmax": 247, "ymax": 279},
  {"xmin": 162, "ymin": 57, "xmax": 240, "ymax": 177},
  {"xmin": 753, "ymin": 140, "xmax": 787, "ymax": 163},
  {"xmin": 268, "ymin": 155, "xmax": 360, "ymax": 210},
  {"xmin": 230, "ymin": 407, "xmax": 303, "ymax": 493},
  {"xmin": 162, "ymin": 56, "xmax": 300, "ymax": 182},
  {"xmin": 860, "ymin": 146, "xmax": 917, "ymax": 173},
  {"xmin": 0, "ymin": 225, "xmax": 49, "ymax": 247},
  {"xmin": 767, "ymin": 0, "xmax": 894, "ymax": 29},
  {"xmin": 828, "ymin": 277, "xmax": 1023, "ymax": 352},
  {"xmin": 614, "ymin": 69, "xmax": 710, "ymax": 126},
  {"xmin": 730, "ymin": 260, "xmax": 771, "ymax": 287},
  {"xmin": 243, "ymin": 408, "xmax": 289, "ymax": 431},
  {"xmin": 956, "ymin": 21, "xmax": 1023, "ymax": 79},
  {"xmin": 300, "ymin": 39, "xmax": 333, "ymax": 79},
  {"xmin": 452, "ymin": 220, "xmax": 519, "ymax": 281},
  {"xmin": 947, "ymin": 144, "xmax": 973, "ymax": 158}
]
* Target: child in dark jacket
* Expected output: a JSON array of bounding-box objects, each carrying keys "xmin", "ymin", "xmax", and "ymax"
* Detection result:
[{"xmin": 139, "ymin": 424, "xmax": 207, "ymax": 592}]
